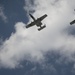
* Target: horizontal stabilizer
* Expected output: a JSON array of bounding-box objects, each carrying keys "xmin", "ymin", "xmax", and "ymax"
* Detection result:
[
  {"xmin": 26, "ymin": 25, "xmax": 29, "ymax": 28},
  {"xmin": 38, "ymin": 25, "xmax": 46, "ymax": 31}
]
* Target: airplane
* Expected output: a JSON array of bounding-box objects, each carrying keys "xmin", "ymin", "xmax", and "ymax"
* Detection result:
[
  {"xmin": 70, "ymin": 9, "xmax": 75, "ymax": 25},
  {"xmin": 26, "ymin": 13, "xmax": 47, "ymax": 31},
  {"xmin": 70, "ymin": 20, "xmax": 75, "ymax": 25}
]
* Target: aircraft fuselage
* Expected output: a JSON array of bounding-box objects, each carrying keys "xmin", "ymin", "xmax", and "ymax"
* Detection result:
[{"xmin": 34, "ymin": 19, "xmax": 42, "ymax": 27}]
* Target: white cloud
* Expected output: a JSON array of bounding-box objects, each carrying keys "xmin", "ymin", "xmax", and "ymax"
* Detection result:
[
  {"xmin": 0, "ymin": 6, "xmax": 7, "ymax": 23},
  {"xmin": 0, "ymin": 0, "xmax": 75, "ymax": 68}
]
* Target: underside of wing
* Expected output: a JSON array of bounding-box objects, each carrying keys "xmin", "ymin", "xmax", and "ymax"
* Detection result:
[
  {"xmin": 26, "ymin": 22, "xmax": 35, "ymax": 28},
  {"xmin": 70, "ymin": 20, "xmax": 75, "ymax": 25},
  {"xmin": 38, "ymin": 14, "xmax": 47, "ymax": 21}
]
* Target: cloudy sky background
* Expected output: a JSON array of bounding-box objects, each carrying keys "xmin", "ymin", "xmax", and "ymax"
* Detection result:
[{"xmin": 0, "ymin": 0, "xmax": 75, "ymax": 75}]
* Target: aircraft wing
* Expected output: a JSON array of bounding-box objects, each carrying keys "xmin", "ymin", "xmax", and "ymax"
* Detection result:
[
  {"xmin": 26, "ymin": 22, "xmax": 35, "ymax": 28},
  {"xmin": 70, "ymin": 20, "xmax": 75, "ymax": 25},
  {"xmin": 38, "ymin": 14, "xmax": 47, "ymax": 21}
]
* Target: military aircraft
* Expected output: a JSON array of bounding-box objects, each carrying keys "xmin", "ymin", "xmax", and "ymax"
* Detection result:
[
  {"xmin": 26, "ymin": 13, "xmax": 47, "ymax": 31},
  {"xmin": 70, "ymin": 20, "xmax": 75, "ymax": 25}
]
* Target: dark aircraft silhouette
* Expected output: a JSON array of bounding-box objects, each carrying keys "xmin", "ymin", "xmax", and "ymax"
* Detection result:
[
  {"xmin": 26, "ymin": 14, "xmax": 47, "ymax": 31},
  {"xmin": 70, "ymin": 20, "xmax": 75, "ymax": 25},
  {"xmin": 70, "ymin": 9, "xmax": 75, "ymax": 25}
]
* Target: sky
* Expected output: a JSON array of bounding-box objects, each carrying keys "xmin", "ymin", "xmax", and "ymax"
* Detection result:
[{"xmin": 0, "ymin": 0, "xmax": 75, "ymax": 75}]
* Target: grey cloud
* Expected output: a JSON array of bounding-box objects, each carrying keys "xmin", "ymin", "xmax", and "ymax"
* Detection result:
[{"xmin": 0, "ymin": 6, "xmax": 7, "ymax": 23}]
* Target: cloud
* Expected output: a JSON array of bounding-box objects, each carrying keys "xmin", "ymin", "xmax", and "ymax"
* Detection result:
[
  {"xmin": 0, "ymin": 6, "xmax": 7, "ymax": 23},
  {"xmin": 0, "ymin": 0, "xmax": 75, "ymax": 69}
]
